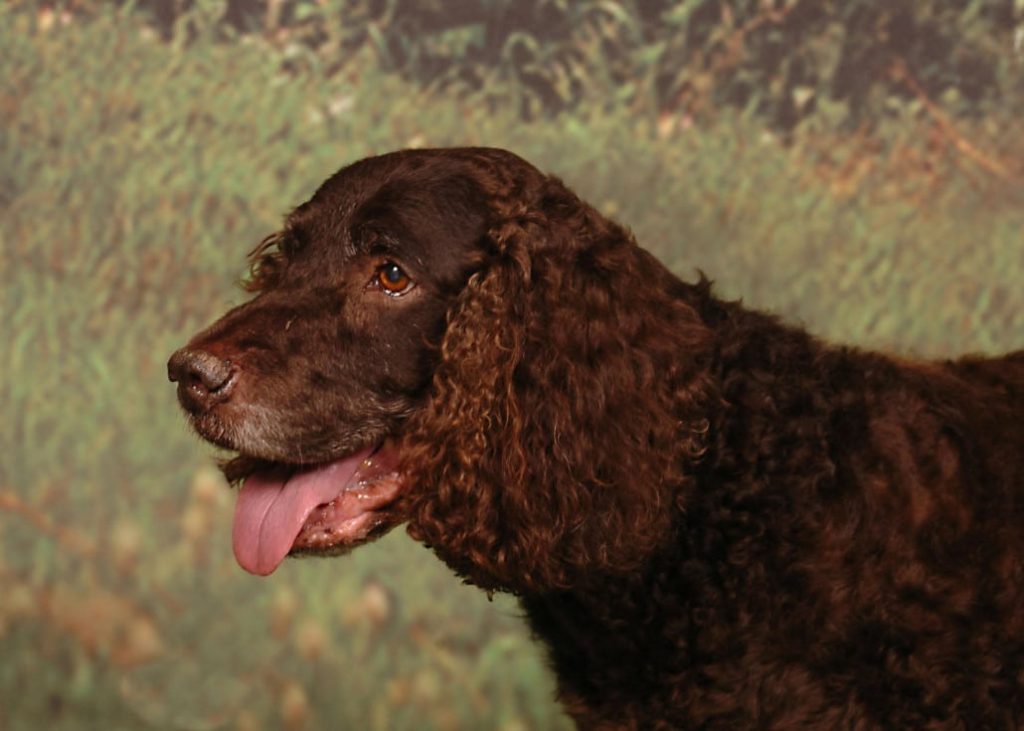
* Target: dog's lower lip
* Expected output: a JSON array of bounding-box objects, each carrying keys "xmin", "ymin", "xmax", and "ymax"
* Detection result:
[
  {"xmin": 292, "ymin": 481, "xmax": 403, "ymax": 552},
  {"xmin": 290, "ymin": 449, "xmax": 404, "ymax": 552}
]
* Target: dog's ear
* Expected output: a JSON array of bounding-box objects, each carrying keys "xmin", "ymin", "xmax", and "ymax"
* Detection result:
[{"xmin": 402, "ymin": 178, "xmax": 715, "ymax": 593}]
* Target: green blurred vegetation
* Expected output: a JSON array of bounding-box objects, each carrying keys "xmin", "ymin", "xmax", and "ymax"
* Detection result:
[
  {"xmin": 42, "ymin": 0, "xmax": 1024, "ymax": 129},
  {"xmin": 2, "ymin": 2, "xmax": 1022, "ymax": 730}
]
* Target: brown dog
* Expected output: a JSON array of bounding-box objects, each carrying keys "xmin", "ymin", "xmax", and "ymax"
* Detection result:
[{"xmin": 170, "ymin": 147, "xmax": 1024, "ymax": 729}]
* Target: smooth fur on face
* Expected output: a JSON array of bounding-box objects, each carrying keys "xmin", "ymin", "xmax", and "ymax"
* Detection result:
[
  {"xmin": 170, "ymin": 147, "xmax": 1024, "ymax": 729},
  {"xmin": 173, "ymin": 152, "xmax": 492, "ymax": 462}
]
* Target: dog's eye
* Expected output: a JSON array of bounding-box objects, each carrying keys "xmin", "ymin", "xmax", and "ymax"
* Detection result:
[{"xmin": 375, "ymin": 262, "xmax": 413, "ymax": 296}]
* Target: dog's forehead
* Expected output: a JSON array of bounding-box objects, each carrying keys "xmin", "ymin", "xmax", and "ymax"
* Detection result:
[
  {"xmin": 291, "ymin": 154, "xmax": 476, "ymax": 233},
  {"xmin": 303, "ymin": 146, "xmax": 543, "ymax": 216},
  {"xmin": 275, "ymin": 152, "xmax": 493, "ymax": 288},
  {"xmin": 313, "ymin": 149, "xmax": 469, "ymax": 203}
]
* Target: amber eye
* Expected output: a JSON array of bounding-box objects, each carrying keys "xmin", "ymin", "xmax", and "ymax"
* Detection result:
[{"xmin": 375, "ymin": 262, "xmax": 412, "ymax": 295}]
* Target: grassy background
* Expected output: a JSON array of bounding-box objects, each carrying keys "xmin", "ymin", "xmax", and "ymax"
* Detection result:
[{"xmin": 2, "ymin": 4, "xmax": 1022, "ymax": 730}]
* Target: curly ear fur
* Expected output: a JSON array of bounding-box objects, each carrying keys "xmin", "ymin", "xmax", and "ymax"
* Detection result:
[{"xmin": 401, "ymin": 177, "xmax": 716, "ymax": 593}]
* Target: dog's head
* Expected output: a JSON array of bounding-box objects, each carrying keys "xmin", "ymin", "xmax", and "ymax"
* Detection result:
[{"xmin": 170, "ymin": 147, "xmax": 712, "ymax": 589}]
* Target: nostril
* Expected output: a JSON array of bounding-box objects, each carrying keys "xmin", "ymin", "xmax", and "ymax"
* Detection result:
[{"xmin": 167, "ymin": 348, "xmax": 236, "ymax": 409}]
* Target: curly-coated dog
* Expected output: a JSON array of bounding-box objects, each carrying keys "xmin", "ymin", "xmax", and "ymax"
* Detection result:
[{"xmin": 169, "ymin": 147, "xmax": 1024, "ymax": 729}]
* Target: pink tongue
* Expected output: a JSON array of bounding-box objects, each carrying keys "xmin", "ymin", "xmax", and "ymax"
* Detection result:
[{"xmin": 232, "ymin": 447, "xmax": 374, "ymax": 576}]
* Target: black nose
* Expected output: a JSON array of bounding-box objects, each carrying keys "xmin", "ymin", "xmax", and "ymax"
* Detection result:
[{"xmin": 167, "ymin": 347, "xmax": 236, "ymax": 414}]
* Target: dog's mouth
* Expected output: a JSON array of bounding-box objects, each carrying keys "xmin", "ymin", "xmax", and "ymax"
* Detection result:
[{"xmin": 230, "ymin": 443, "xmax": 403, "ymax": 576}]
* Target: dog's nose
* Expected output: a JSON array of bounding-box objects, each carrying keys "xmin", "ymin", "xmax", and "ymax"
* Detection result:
[{"xmin": 167, "ymin": 347, "xmax": 236, "ymax": 413}]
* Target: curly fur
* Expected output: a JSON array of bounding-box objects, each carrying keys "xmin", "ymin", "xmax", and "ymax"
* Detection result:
[
  {"xmin": 396, "ymin": 152, "xmax": 1024, "ymax": 728},
  {"xmin": 172, "ymin": 147, "xmax": 1024, "ymax": 729},
  {"xmin": 401, "ymin": 169, "xmax": 716, "ymax": 594}
]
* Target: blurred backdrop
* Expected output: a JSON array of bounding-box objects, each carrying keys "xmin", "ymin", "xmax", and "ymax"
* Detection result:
[{"xmin": 2, "ymin": 1, "xmax": 1022, "ymax": 729}]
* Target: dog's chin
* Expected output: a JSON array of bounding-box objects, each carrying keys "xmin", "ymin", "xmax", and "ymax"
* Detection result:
[
  {"xmin": 187, "ymin": 414, "xmax": 310, "ymax": 473},
  {"xmin": 215, "ymin": 439, "xmax": 407, "ymax": 576}
]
